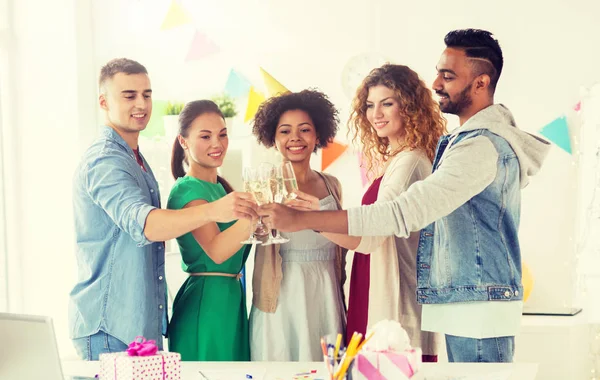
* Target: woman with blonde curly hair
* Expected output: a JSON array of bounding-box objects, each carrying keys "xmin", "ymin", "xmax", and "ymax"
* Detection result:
[{"xmin": 307, "ymin": 64, "xmax": 446, "ymax": 361}]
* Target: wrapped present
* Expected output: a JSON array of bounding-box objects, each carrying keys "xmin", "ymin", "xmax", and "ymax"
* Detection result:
[
  {"xmin": 352, "ymin": 348, "xmax": 422, "ymax": 380},
  {"xmin": 99, "ymin": 336, "xmax": 181, "ymax": 380},
  {"xmin": 348, "ymin": 320, "xmax": 423, "ymax": 380}
]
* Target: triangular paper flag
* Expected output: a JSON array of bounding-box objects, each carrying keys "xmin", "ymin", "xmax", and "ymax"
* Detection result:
[
  {"xmin": 141, "ymin": 100, "xmax": 169, "ymax": 138},
  {"xmin": 244, "ymin": 87, "xmax": 266, "ymax": 123},
  {"xmin": 160, "ymin": 1, "xmax": 191, "ymax": 30},
  {"xmin": 185, "ymin": 30, "xmax": 219, "ymax": 61},
  {"xmin": 357, "ymin": 152, "xmax": 369, "ymax": 187},
  {"xmin": 224, "ymin": 69, "xmax": 251, "ymax": 98},
  {"xmin": 322, "ymin": 141, "xmax": 347, "ymax": 171},
  {"xmin": 539, "ymin": 115, "xmax": 571, "ymax": 154},
  {"xmin": 260, "ymin": 68, "xmax": 290, "ymax": 97}
]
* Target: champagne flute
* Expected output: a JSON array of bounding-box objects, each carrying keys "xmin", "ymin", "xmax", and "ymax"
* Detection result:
[
  {"xmin": 281, "ymin": 161, "xmax": 299, "ymax": 201},
  {"xmin": 255, "ymin": 163, "xmax": 277, "ymax": 246},
  {"xmin": 240, "ymin": 167, "xmax": 262, "ymax": 244},
  {"xmin": 269, "ymin": 165, "xmax": 290, "ymax": 244}
]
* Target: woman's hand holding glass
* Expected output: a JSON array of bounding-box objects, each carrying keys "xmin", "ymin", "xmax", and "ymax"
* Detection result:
[{"xmin": 285, "ymin": 190, "xmax": 320, "ymax": 211}]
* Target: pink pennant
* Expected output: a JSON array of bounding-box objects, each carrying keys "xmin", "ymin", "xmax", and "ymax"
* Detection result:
[
  {"xmin": 185, "ymin": 30, "xmax": 219, "ymax": 61},
  {"xmin": 574, "ymin": 101, "xmax": 581, "ymax": 112}
]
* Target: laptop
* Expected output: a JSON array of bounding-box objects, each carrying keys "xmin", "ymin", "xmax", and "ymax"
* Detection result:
[
  {"xmin": 522, "ymin": 306, "xmax": 583, "ymax": 316},
  {"xmin": 0, "ymin": 312, "xmax": 95, "ymax": 380}
]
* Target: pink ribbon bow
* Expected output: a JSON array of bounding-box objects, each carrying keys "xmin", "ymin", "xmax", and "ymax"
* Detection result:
[{"xmin": 127, "ymin": 336, "xmax": 158, "ymax": 356}]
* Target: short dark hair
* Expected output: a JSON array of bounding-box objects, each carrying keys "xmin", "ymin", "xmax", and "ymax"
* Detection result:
[
  {"xmin": 444, "ymin": 29, "xmax": 503, "ymax": 91},
  {"xmin": 252, "ymin": 89, "xmax": 339, "ymax": 151},
  {"xmin": 99, "ymin": 58, "xmax": 148, "ymax": 89}
]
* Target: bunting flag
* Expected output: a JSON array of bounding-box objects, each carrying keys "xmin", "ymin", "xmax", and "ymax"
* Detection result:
[
  {"xmin": 321, "ymin": 141, "xmax": 347, "ymax": 171},
  {"xmin": 141, "ymin": 100, "xmax": 169, "ymax": 138},
  {"xmin": 224, "ymin": 69, "xmax": 252, "ymax": 98},
  {"xmin": 244, "ymin": 87, "xmax": 266, "ymax": 123},
  {"xmin": 185, "ymin": 30, "xmax": 219, "ymax": 61},
  {"xmin": 574, "ymin": 101, "xmax": 581, "ymax": 112},
  {"xmin": 357, "ymin": 152, "xmax": 369, "ymax": 187},
  {"xmin": 539, "ymin": 115, "xmax": 572, "ymax": 154},
  {"xmin": 160, "ymin": 0, "xmax": 191, "ymax": 30},
  {"xmin": 260, "ymin": 67, "xmax": 290, "ymax": 97}
]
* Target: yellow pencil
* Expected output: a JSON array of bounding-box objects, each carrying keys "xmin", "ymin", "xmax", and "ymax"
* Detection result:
[
  {"xmin": 334, "ymin": 333, "xmax": 362, "ymax": 380},
  {"xmin": 333, "ymin": 333, "xmax": 342, "ymax": 361},
  {"xmin": 356, "ymin": 331, "xmax": 374, "ymax": 352}
]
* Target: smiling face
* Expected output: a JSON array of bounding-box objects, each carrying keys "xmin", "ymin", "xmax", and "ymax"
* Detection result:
[
  {"xmin": 432, "ymin": 47, "xmax": 478, "ymax": 117},
  {"xmin": 274, "ymin": 109, "xmax": 317, "ymax": 164},
  {"xmin": 179, "ymin": 112, "xmax": 228, "ymax": 170},
  {"xmin": 99, "ymin": 72, "xmax": 152, "ymax": 135},
  {"xmin": 365, "ymin": 84, "xmax": 405, "ymax": 145}
]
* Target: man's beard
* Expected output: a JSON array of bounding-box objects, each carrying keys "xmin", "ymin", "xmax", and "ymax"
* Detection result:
[{"xmin": 438, "ymin": 83, "xmax": 473, "ymax": 115}]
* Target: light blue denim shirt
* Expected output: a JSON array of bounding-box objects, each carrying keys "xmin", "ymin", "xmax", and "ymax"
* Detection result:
[{"xmin": 69, "ymin": 126, "xmax": 167, "ymax": 347}]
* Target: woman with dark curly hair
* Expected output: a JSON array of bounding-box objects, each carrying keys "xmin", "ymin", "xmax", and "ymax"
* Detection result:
[
  {"xmin": 299, "ymin": 64, "xmax": 446, "ymax": 361},
  {"xmin": 249, "ymin": 89, "xmax": 347, "ymax": 361}
]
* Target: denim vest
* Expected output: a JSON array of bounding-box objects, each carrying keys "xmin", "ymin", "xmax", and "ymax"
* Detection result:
[{"xmin": 416, "ymin": 129, "xmax": 523, "ymax": 304}]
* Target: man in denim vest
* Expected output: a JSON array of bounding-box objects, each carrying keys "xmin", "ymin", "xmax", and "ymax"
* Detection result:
[
  {"xmin": 258, "ymin": 29, "xmax": 550, "ymax": 362},
  {"xmin": 70, "ymin": 58, "xmax": 256, "ymax": 360}
]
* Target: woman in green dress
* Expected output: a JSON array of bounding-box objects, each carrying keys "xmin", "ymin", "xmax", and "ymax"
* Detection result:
[{"xmin": 167, "ymin": 100, "xmax": 254, "ymax": 361}]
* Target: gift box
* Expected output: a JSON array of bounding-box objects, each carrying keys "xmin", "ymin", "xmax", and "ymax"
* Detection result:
[
  {"xmin": 351, "ymin": 348, "xmax": 422, "ymax": 380},
  {"xmin": 99, "ymin": 337, "xmax": 181, "ymax": 380}
]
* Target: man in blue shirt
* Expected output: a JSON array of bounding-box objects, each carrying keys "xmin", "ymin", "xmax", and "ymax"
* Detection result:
[{"xmin": 70, "ymin": 58, "xmax": 256, "ymax": 360}]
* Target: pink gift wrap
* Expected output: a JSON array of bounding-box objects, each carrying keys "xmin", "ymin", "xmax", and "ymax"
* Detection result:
[
  {"xmin": 352, "ymin": 348, "xmax": 422, "ymax": 380},
  {"xmin": 99, "ymin": 351, "xmax": 181, "ymax": 380}
]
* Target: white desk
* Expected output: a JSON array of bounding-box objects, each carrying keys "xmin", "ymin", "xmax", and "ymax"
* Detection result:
[
  {"xmin": 515, "ymin": 312, "xmax": 591, "ymax": 379},
  {"xmin": 62, "ymin": 360, "xmax": 538, "ymax": 380}
]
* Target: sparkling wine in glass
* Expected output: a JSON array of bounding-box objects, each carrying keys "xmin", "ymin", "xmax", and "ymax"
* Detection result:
[
  {"xmin": 281, "ymin": 161, "xmax": 299, "ymax": 201},
  {"xmin": 240, "ymin": 167, "xmax": 262, "ymax": 244},
  {"xmin": 269, "ymin": 165, "xmax": 290, "ymax": 244},
  {"xmin": 256, "ymin": 163, "xmax": 278, "ymax": 246}
]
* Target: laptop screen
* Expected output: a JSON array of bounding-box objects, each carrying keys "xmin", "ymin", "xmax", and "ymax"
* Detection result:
[{"xmin": 0, "ymin": 312, "xmax": 64, "ymax": 380}]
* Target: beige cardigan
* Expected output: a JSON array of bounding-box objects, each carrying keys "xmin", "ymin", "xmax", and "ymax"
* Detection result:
[
  {"xmin": 353, "ymin": 150, "xmax": 440, "ymax": 356},
  {"xmin": 252, "ymin": 172, "xmax": 347, "ymax": 313}
]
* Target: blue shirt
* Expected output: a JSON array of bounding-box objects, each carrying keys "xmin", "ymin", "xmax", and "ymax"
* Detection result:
[{"xmin": 69, "ymin": 126, "xmax": 167, "ymax": 347}]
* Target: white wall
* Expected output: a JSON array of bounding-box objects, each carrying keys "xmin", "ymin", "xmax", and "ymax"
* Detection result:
[
  {"xmin": 90, "ymin": 0, "xmax": 600, "ymax": 310},
  {"xmin": 4, "ymin": 0, "xmax": 600, "ymax": 356},
  {"xmin": 4, "ymin": 0, "xmax": 96, "ymax": 356}
]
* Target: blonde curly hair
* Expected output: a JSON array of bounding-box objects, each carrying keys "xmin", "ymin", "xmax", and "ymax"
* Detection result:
[{"xmin": 349, "ymin": 64, "xmax": 447, "ymax": 180}]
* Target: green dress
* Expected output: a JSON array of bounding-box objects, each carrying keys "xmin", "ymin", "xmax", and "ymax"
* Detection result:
[{"xmin": 167, "ymin": 176, "xmax": 250, "ymax": 361}]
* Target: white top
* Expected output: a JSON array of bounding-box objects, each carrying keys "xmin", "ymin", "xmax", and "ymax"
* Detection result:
[{"xmin": 421, "ymin": 301, "xmax": 523, "ymax": 339}]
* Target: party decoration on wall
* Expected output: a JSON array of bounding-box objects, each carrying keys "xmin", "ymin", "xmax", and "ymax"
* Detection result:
[
  {"xmin": 224, "ymin": 69, "xmax": 252, "ymax": 99},
  {"xmin": 185, "ymin": 30, "xmax": 220, "ymax": 61},
  {"xmin": 539, "ymin": 115, "xmax": 572, "ymax": 154},
  {"xmin": 260, "ymin": 68, "xmax": 290, "ymax": 97},
  {"xmin": 321, "ymin": 141, "xmax": 348, "ymax": 171},
  {"xmin": 522, "ymin": 262, "xmax": 534, "ymax": 303},
  {"xmin": 357, "ymin": 152, "xmax": 369, "ymax": 187},
  {"xmin": 574, "ymin": 101, "xmax": 581, "ymax": 112},
  {"xmin": 160, "ymin": 0, "xmax": 191, "ymax": 30},
  {"xmin": 141, "ymin": 100, "xmax": 169, "ymax": 138},
  {"xmin": 244, "ymin": 87, "xmax": 266, "ymax": 123},
  {"xmin": 340, "ymin": 53, "xmax": 390, "ymax": 99}
]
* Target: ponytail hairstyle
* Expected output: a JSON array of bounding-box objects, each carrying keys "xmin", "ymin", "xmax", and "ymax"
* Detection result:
[{"xmin": 170, "ymin": 100, "xmax": 235, "ymax": 193}]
